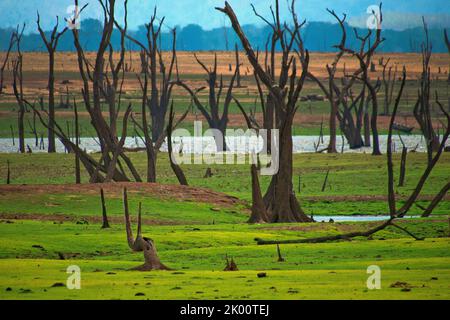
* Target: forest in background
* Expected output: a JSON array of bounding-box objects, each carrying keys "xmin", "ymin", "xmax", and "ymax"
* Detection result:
[{"xmin": 0, "ymin": 19, "xmax": 448, "ymax": 53}]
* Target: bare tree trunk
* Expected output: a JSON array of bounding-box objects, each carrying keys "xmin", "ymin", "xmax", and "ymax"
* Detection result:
[
  {"xmin": 100, "ymin": 188, "xmax": 111, "ymax": 229},
  {"xmin": 248, "ymin": 163, "xmax": 269, "ymax": 223},
  {"xmin": 6, "ymin": 160, "xmax": 10, "ymax": 185},
  {"xmin": 37, "ymin": 14, "xmax": 68, "ymax": 153},
  {"xmin": 399, "ymin": 146, "xmax": 407, "ymax": 187},
  {"xmin": 74, "ymin": 99, "xmax": 81, "ymax": 184}
]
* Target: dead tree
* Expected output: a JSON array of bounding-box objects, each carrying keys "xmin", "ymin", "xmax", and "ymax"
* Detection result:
[
  {"xmin": 20, "ymin": 0, "xmax": 143, "ymax": 183},
  {"xmin": 307, "ymin": 10, "xmax": 347, "ymax": 153},
  {"xmin": 167, "ymin": 101, "xmax": 189, "ymax": 186},
  {"xmin": 11, "ymin": 25, "xmax": 26, "ymax": 154},
  {"xmin": 74, "ymin": 98, "xmax": 81, "ymax": 184},
  {"xmin": 125, "ymin": 12, "xmax": 181, "ymax": 182},
  {"xmin": 123, "ymin": 189, "xmax": 170, "ymax": 271},
  {"xmin": 100, "ymin": 188, "xmax": 111, "ymax": 229},
  {"xmin": 218, "ymin": 0, "xmax": 312, "ymax": 223},
  {"xmin": 256, "ymin": 66, "xmax": 448, "ymax": 244},
  {"xmin": 235, "ymin": 43, "xmax": 242, "ymax": 87},
  {"xmin": 248, "ymin": 158, "xmax": 269, "ymax": 224},
  {"xmin": 445, "ymin": 30, "xmax": 450, "ymax": 82},
  {"xmin": 414, "ymin": 18, "xmax": 440, "ymax": 164},
  {"xmin": 0, "ymin": 32, "xmax": 15, "ymax": 94},
  {"xmin": 62, "ymin": 0, "xmax": 141, "ymax": 183},
  {"xmin": 6, "ymin": 160, "xmax": 10, "ymax": 184},
  {"xmin": 37, "ymin": 14, "xmax": 68, "ymax": 153},
  {"xmin": 179, "ymin": 53, "xmax": 239, "ymax": 151},
  {"xmin": 398, "ymin": 135, "xmax": 408, "ymax": 187},
  {"xmin": 380, "ymin": 58, "xmax": 398, "ymax": 115},
  {"xmin": 311, "ymin": 6, "xmax": 384, "ymax": 151}
]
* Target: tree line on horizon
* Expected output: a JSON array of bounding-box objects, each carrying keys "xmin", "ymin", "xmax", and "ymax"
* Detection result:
[{"xmin": 0, "ymin": 19, "xmax": 448, "ymax": 53}]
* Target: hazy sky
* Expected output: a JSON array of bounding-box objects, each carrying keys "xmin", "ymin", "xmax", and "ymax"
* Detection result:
[{"xmin": 0, "ymin": 0, "xmax": 449, "ymax": 32}]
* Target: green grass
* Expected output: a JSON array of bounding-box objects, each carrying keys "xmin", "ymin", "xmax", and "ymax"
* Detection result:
[
  {"xmin": 0, "ymin": 153, "xmax": 448, "ymax": 216},
  {"xmin": 0, "ymin": 152, "xmax": 448, "ymax": 300},
  {"xmin": 0, "ymin": 219, "xmax": 449, "ymax": 300}
]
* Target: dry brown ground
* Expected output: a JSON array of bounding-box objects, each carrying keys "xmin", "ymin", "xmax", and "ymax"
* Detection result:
[
  {"xmin": 0, "ymin": 182, "xmax": 244, "ymax": 208},
  {"xmin": 0, "ymin": 51, "xmax": 448, "ymax": 98}
]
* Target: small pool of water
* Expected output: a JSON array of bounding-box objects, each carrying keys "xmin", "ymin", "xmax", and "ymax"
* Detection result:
[{"xmin": 313, "ymin": 215, "xmax": 415, "ymax": 222}]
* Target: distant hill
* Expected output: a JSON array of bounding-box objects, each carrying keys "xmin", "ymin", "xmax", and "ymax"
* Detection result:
[{"xmin": 0, "ymin": 19, "xmax": 448, "ymax": 53}]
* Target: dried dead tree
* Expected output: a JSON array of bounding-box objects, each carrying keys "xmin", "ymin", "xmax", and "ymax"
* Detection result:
[
  {"xmin": 248, "ymin": 157, "xmax": 269, "ymax": 224},
  {"xmin": 444, "ymin": 30, "xmax": 450, "ymax": 82},
  {"xmin": 398, "ymin": 134, "xmax": 408, "ymax": 187},
  {"xmin": 100, "ymin": 188, "xmax": 111, "ymax": 229},
  {"xmin": 6, "ymin": 160, "xmax": 10, "ymax": 184},
  {"xmin": 307, "ymin": 10, "xmax": 346, "ymax": 153},
  {"xmin": 321, "ymin": 169, "xmax": 330, "ymax": 192},
  {"xmin": 235, "ymin": 43, "xmax": 242, "ymax": 88},
  {"xmin": 380, "ymin": 58, "xmax": 398, "ymax": 115},
  {"xmin": 64, "ymin": 0, "xmax": 141, "ymax": 183},
  {"xmin": 0, "ymin": 32, "xmax": 15, "ymax": 95},
  {"xmin": 167, "ymin": 101, "xmax": 189, "ymax": 186},
  {"xmin": 37, "ymin": 13, "xmax": 68, "ymax": 153},
  {"xmin": 224, "ymin": 255, "xmax": 239, "ymax": 271},
  {"xmin": 311, "ymin": 6, "xmax": 384, "ymax": 151},
  {"xmin": 179, "ymin": 53, "xmax": 239, "ymax": 151},
  {"xmin": 11, "ymin": 25, "xmax": 26, "ymax": 154},
  {"xmin": 125, "ymin": 11, "xmax": 181, "ymax": 182},
  {"xmin": 256, "ymin": 66, "xmax": 448, "ymax": 244},
  {"xmin": 276, "ymin": 244, "xmax": 285, "ymax": 262},
  {"xmin": 218, "ymin": 0, "xmax": 312, "ymax": 223},
  {"xmin": 123, "ymin": 189, "xmax": 170, "ymax": 271},
  {"xmin": 414, "ymin": 18, "xmax": 440, "ymax": 164},
  {"xmin": 74, "ymin": 98, "xmax": 81, "ymax": 184}
]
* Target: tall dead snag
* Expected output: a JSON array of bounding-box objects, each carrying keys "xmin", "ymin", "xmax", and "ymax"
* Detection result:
[
  {"xmin": 179, "ymin": 53, "xmax": 238, "ymax": 151},
  {"xmin": 11, "ymin": 25, "xmax": 26, "ymax": 154},
  {"xmin": 311, "ymin": 6, "xmax": 384, "ymax": 151},
  {"xmin": 256, "ymin": 66, "xmax": 449, "ymax": 244},
  {"xmin": 235, "ymin": 43, "xmax": 242, "ymax": 88},
  {"xmin": 37, "ymin": 14, "xmax": 68, "ymax": 153},
  {"xmin": 248, "ymin": 162, "xmax": 269, "ymax": 224},
  {"xmin": 100, "ymin": 188, "xmax": 111, "ymax": 229},
  {"xmin": 6, "ymin": 160, "xmax": 10, "ymax": 184},
  {"xmin": 218, "ymin": 0, "xmax": 312, "ymax": 223},
  {"xmin": 342, "ymin": 5, "xmax": 384, "ymax": 155},
  {"xmin": 74, "ymin": 99, "xmax": 81, "ymax": 184},
  {"xmin": 125, "ymin": 11, "xmax": 180, "ymax": 182},
  {"xmin": 445, "ymin": 30, "xmax": 450, "ymax": 82},
  {"xmin": 380, "ymin": 58, "xmax": 398, "ymax": 115},
  {"xmin": 122, "ymin": 189, "xmax": 170, "ymax": 271},
  {"xmin": 167, "ymin": 102, "xmax": 189, "ymax": 186},
  {"xmin": 307, "ymin": 10, "xmax": 347, "ymax": 153},
  {"xmin": 234, "ymin": 98, "xmax": 268, "ymax": 223},
  {"xmin": 414, "ymin": 18, "xmax": 440, "ymax": 164},
  {"xmin": 63, "ymin": 0, "xmax": 141, "ymax": 183},
  {"xmin": 0, "ymin": 32, "xmax": 15, "ymax": 95},
  {"xmin": 398, "ymin": 135, "xmax": 408, "ymax": 187}
]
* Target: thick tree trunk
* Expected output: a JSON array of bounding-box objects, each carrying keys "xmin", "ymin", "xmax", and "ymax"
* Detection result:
[
  {"xmin": 131, "ymin": 238, "xmax": 171, "ymax": 271},
  {"xmin": 263, "ymin": 116, "xmax": 312, "ymax": 223},
  {"xmin": 248, "ymin": 164, "xmax": 269, "ymax": 223}
]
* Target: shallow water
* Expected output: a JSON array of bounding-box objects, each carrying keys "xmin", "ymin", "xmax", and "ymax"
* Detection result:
[
  {"xmin": 0, "ymin": 134, "xmax": 446, "ymax": 154},
  {"xmin": 314, "ymin": 215, "xmax": 392, "ymax": 222}
]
